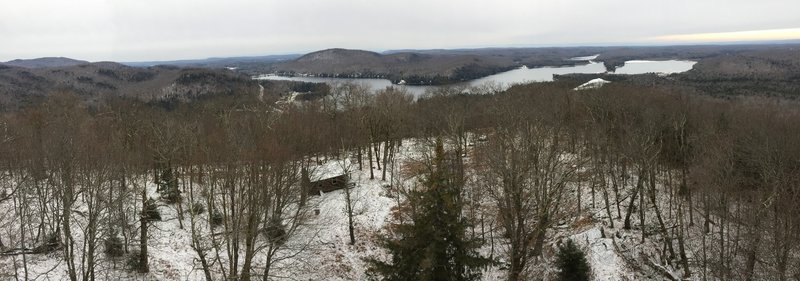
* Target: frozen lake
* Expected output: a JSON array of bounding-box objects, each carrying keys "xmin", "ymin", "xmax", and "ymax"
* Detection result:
[
  {"xmin": 254, "ymin": 59, "xmax": 696, "ymax": 96},
  {"xmin": 612, "ymin": 60, "xmax": 696, "ymax": 75}
]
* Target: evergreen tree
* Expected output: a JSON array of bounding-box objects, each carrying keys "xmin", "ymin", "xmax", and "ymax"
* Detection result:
[
  {"xmin": 157, "ymin": 167, "xmax": 181, "ymax": 204},
  {"xmin": 556, "ymin": 239, "xmax": 592, "ymax": 281},
  {"xmin": 367, "ymin": 138, "xmax": 490, "ymax": 281}
]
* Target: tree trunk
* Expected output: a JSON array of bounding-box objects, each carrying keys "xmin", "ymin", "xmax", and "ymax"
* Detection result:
[
  {"xmin": 176, "ymin": 167, "xmax": 184, "ymax": 230},
  {"xmin": 638, "ymin": 167, "xmax": 646, "ymax": 243},
  {"xmin": 611, "ymin": 158, "xmax": 622, "ymax": 219},
  {"xmin": 63, "ymin": 178, "xmax": 78, "ymax": 281},
  {"xmin": 381, "ymin": 141, "xmax": 389, "ymax": 181},
  {"xmin": 677, "ymin": 200, "xmax": 691, "ymax": 278},
  {"xmin": 367, "ymin": 139, "xmax": 374, "ymax": 180},
  {"xmin": 623, "ymin": 175, "xmax": 641, "ymax": 230},
  {"xmin": 262, "ymin": 247, "xmax": 277, "ymax": 281},
  {"xmin": 601, "ymin": 176, "xmax": 615, "ymax": 228},
  {"xmin": 139, "ymin": 188, "xmax": 149, "ymax": 273},
  {"xmin": 345, "ymin": 184, "xmax": 356, "ymax": 245},
  {"xmin": 531, "ymin": 215, "xmax": 549, "ymax": 257},
  {"xmin": 744, "ymin": 223, "xmax": 761, "ymax": 281},
  {"xmin": 648, "ymin": 168, "xmax": 675, "ymax": 260},
  {"xmin": 357, "ymin": 146, "xmax": 363, "ymax": 171},
  {"xmin": 373, "ymin": 142, "xmax": 381, "ymax": 171}
]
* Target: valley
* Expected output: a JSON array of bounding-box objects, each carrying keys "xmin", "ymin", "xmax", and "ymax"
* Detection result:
[{"xmin": 1, "ymin": 21, "xmax": 800, "ymax": 281}]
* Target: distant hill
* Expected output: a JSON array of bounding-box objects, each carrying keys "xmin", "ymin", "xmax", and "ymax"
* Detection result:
[
  {"xmin": 273, "ymin": 44, "xmax": 800, "ymax": 85},
  {"xmin": 275, "ymin": 47, "xmax": 703, "ymax": 85},
  {"xmin": 0, "ymin": 61, "xmax": 260, "ymax": 111},
  {"xmin": 3, "ymin": 43, "xmax": 797, "ymax": 111},
  {"xmin": 123, "ymin": 54, "xmax": 301, "ymax": 72},
  {"xmin": 294, "ymin": 49, "xmax": 383, "ymax": 64},
  {"xmin": 2, "ymin": 57, "xmax": 89, "ymax": 68},
  {"xmin": 273, "ymin": 48, "xmax": 571, "ymax": 85}
]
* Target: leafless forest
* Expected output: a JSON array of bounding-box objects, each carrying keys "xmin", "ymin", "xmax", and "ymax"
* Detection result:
[{"xmin": 0, "ymin": 80, "xmax": 799, "ymax": 280}]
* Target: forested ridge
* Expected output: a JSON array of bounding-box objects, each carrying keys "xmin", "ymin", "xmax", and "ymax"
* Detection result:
[{"xmin": 0, "ymin": 80, "xmax": 798, "ymax": 280}]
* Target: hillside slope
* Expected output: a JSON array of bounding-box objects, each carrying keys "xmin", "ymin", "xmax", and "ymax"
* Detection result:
[
  {"xmin": 272, "ymin": 48, "xmax": 598, "ymax": 85},
  {"xmin": 2, "ymin": 57, "xmax": 89, "ymax": 68},
  {"xmin": 0, "ymin": 62, "xmax": 260, "ymax": 110}
]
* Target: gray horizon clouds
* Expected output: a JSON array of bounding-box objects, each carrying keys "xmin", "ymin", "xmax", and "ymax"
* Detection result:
[{"xmin": 2, "ymin": 0, "xmax": 799, "ymax": 61}]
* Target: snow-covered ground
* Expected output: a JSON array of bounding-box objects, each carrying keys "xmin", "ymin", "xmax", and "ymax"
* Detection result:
[
  {"xmin": 0, "ymin": 141, "xmax": 426, "ymax": 280},
  {"xmin": 1, "ymin": 138, "xmax": 707, "ymax": 280}
]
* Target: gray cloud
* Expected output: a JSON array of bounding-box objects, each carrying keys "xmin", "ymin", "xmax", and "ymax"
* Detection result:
[{"xmin": 1, "ymin": 0, "xmax": 799, "ymax": 61}]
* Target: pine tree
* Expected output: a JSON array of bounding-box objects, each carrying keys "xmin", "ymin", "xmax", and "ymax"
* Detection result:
[
  {"xmin": 157, "ymin": 167, "xmax": 181, "ymax": 204},
  {"xmin": 367, "ymin": 138, "xmax": 490, "ymax": 281},
  {"xmin": 556, "ymin": 239, "xmax": 592, "ymax": 281}
]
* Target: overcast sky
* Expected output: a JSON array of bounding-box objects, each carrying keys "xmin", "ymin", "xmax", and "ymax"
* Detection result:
[{"xmin": 2, "ymin": 0, "xmax": 799, "ymax": 62}]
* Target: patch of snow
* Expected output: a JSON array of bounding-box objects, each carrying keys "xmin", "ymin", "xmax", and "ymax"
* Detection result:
[
  {"xmin": 574, "ymin": 78, "xmax": 611, "ymax": 90},
  {"xmin": 570, "ymin": 54, "xmax": 600, "ymax": 61},
  {"xmin": 570, "ymin": 227, "xmax": 635, "ymax": 281}
]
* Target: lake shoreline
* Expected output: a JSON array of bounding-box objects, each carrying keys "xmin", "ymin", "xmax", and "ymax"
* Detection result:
[{"xmin": 254, "ymin": 59, "xmax": 697, "ymax": 96}]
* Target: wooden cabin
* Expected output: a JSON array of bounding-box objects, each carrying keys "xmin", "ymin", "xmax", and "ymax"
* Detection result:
[{"xmin": 305, "ymin": 174, "xmax": 350, "ymax": 196}]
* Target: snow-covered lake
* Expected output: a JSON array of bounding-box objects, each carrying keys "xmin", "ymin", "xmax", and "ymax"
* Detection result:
[
  {"xmin": 612, "ymin": 60, "xmax": 696, "ymax": 75},
  {"xmin": 254, "ymin": 59, "xmax": 696, "ymax": 96}
]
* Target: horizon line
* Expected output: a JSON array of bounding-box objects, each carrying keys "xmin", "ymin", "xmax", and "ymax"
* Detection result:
[{"xmin": 5, "ymin": 39, "xmax": 800, "ymax": 64}]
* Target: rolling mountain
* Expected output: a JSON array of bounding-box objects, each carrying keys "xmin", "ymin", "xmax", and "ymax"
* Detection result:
[
  {"xmin": 0, "ymin": 61, "xmax": 260, "ymax": 110},
  {"xmin": 2, "ymin": 57, "xmax": 89, "ymax": 68},
  {"xmin": 272, "ymin": 48, "xmax": 532, "ymax": 85},
  {"xmin": 272, "ymin": 45, "xmax": 800, "ymax": 85},
  {"xmin": 122, "ymin": 54, "xmax": 300, "ymax": 68}
]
